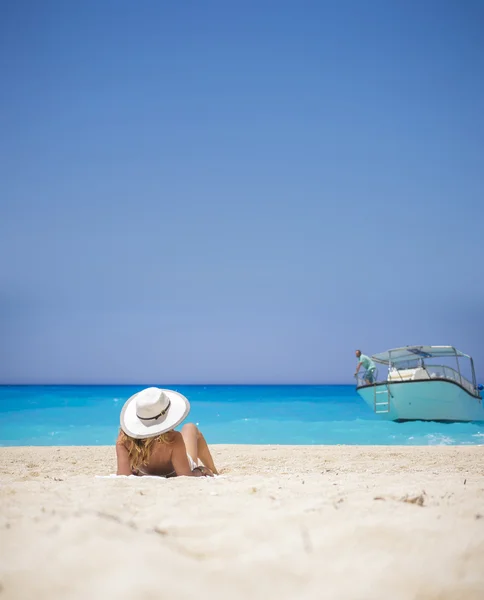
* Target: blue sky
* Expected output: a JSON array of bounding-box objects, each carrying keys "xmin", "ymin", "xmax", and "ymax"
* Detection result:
[{"xmin": 1, "ymin": 0, "xmax": 483, "ymax": 384}]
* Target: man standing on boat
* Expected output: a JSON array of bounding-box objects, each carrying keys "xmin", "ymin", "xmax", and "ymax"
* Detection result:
[{"xmin": 354, "ymin": 350, "xmax": 377, "ymax": 384}]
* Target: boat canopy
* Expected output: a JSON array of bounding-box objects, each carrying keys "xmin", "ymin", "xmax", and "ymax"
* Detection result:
[{"xmin": 372, "ymin": 346, "xmax": 469, "ymax": 365}]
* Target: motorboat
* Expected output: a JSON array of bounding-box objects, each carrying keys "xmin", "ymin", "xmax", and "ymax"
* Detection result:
[{"xmin": 355, "ymin": 345, "xmax": 483, "ymax": 421}]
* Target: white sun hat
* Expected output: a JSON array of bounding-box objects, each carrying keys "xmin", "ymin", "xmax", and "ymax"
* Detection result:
[{"xmin": 120, "ymin": 387, "xmax": 190, "ymax": 439}]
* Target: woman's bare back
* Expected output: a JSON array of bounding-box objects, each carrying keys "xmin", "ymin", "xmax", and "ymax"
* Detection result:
[
  {"xmin": 116, "ymin": 431, "xmax": 180, "ymax": 476},
  {"xmin": 135, "ymin": 438, "xmax": 176, "ymax": 476}
]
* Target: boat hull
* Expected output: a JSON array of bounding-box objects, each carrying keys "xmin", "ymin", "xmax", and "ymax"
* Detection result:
[{"xmin": 357, "ymin": 380, "xmax": 484, "ymax": 422}]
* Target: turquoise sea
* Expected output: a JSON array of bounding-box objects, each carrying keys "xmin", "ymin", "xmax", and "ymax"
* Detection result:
[{"xmin": 1, "ymin": 385, "xmax": 483, "ymax": 446}]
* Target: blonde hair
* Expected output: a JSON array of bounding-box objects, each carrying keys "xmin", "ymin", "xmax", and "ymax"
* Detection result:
[{"xmin": 119, "ymin": 430, "xmax": 175, "ymax": 471}]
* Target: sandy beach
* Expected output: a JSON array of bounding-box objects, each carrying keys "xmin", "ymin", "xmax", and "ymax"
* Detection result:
[{"xmin": 1, "ymin": 445, "xmax": 483, "ymax": 600}]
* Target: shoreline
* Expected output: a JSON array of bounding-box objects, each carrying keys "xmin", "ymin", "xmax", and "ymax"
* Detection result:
[{"xmin": 1, "ymin": 445, "xmax": 483, "ymax": 599}]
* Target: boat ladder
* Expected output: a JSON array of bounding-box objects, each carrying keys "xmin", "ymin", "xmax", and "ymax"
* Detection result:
[{"xmin": 373, "ymin": 383, "xmax": 392, "ymax": 414}]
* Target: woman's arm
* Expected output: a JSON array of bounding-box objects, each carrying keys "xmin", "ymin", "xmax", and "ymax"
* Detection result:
[{"xmin": 115, "ymin": 436, "xmax": 133, "ymax": 476}]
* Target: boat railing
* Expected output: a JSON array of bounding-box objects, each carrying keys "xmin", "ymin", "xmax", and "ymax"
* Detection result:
[
  {"xmin": 356, "ymin": 364, "xmax": 479, "ymax": 397},
  {"xmin": 355, "ymin": 369, "xmax": 379, "ymax": 389},
  {"xmin": 421, "ymin": 365, "xmax": 477, "ymax": 396}
]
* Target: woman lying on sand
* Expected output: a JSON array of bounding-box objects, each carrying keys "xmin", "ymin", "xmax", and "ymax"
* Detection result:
[{"xmin": 116, "ymin": 387, "xmax": 218, "ymax": 477}]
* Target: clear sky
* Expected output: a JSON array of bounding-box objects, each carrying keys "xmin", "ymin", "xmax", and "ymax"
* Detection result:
[{"xmin": 1, "ymin": 0, "xmax": 483, "ymax": 384}]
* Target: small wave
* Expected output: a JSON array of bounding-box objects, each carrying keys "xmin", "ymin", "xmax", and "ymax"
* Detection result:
[
  {"xmin": 113, "ymin": 398, "xmax": 120, "ymax": 403},
  {"xmin": 472, "ymin": 432, "xmax": 484, "ymax": 438},
  {"xmin": 426, "ymin": 434, "xmax": 455, "ymax": 445}
]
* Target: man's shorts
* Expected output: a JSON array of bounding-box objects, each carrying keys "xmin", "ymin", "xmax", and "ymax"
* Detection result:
[{"xmin": 366, "ymin": 368, "xmax": 376, "ymax": 383}]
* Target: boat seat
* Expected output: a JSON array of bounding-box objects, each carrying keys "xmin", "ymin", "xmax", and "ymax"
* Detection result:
[
  {"xmin": 388, "ymin": 368, "xmax": 415, "ymax": 381},
  {"xmin": 412, "ymin": 368, "xmax": 431, "ymax": 381}
]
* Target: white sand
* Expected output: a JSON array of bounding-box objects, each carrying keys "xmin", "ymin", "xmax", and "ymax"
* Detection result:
[{"xmin": 1, "ymin": 445, "xmax": 484, "ymax": 600}]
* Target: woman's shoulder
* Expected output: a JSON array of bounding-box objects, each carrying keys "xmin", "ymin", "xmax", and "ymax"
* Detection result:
[
  {"xmin": 150, "ymin": 430, "xmax": 181, "ymax": 448},
  {"xmin": 164, "ymin": 430, "xmax": 182, "ymax": 444},
  {"xmin": 115, "ymin": 429, "xmax": 181, "ymax": 448}
]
